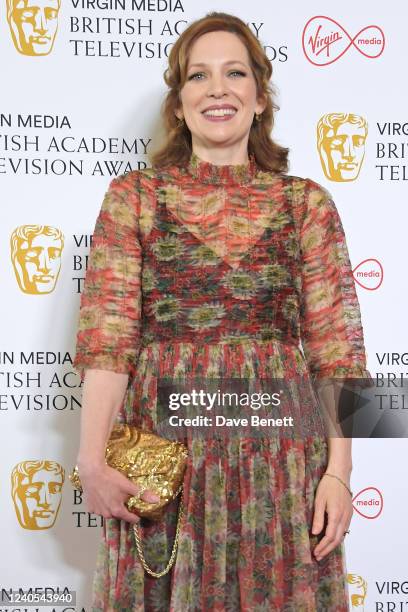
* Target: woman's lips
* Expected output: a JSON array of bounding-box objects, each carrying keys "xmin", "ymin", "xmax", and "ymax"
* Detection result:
[{"xmin": 201, "ymin": 111, "xmax": 237, "ymax": 122}]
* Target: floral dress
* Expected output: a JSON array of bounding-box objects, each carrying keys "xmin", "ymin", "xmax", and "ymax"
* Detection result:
[{"xmin": 72, "ymin": 151, "xmax": 370, "ymax": 612}]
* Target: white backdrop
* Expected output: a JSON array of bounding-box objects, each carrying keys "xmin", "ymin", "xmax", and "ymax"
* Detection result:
[{"xmin": 1, "ymin": 1, "xmax": 407, "ymax": 609}]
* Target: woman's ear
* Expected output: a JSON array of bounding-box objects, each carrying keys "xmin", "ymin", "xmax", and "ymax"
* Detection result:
[
  {"xmin": 256, "ymin": 94, "xmax": 267, "ymax": 115},
  {"xmin": 174, "ymin": 107, "xmax": 184, "ymax": 121}
]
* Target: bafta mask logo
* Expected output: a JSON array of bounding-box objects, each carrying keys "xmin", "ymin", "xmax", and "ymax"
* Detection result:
[
  {"xmin": 317, "ymin": 113, "xmax": 368, "ymax": 182},
  {"xmin": 11, "ymin": 225, "xmax": 64, "ymax": 294},
  {"xmin": 11, "ymin": 460, "xmax": 65, "ymax": 530},
  {"xmin": 6, "ymin": 0, "xmax": 60, "ymax": 56},
  {"xmin": 347, "ymin": 574, "xmax": 367, "ymax": 609}
]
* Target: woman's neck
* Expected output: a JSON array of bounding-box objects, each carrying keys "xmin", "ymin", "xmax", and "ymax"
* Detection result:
[{"xmin": 190, "ymin": 143, "xmax": 250, "ymax": 166}]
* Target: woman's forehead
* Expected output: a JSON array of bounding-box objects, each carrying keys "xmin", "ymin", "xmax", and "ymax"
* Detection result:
[{"xmin": 187, "ymin": 31, "xmax": 250, "ymax": 64}]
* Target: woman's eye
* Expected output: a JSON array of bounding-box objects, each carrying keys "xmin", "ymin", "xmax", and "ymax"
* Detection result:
[
  {"xmin": 187, "ymin": 70, "xmax": 246, "ymax": 81},
  {"xmin": 188, "ymin": 72, "xmax": 204, "ymax": 80}
]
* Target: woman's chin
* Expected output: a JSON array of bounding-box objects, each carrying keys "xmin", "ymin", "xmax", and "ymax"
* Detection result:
[{"xmin": 196, "ymin": 130, "xmax": 249, "ymax": 147}]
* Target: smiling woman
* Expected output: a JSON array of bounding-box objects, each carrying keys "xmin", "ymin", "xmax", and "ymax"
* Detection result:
[
  {"xmin": 172, "ymin": 33, "xmax": 267, "ymax": 165},
  {"xmin": 72, "ymin": 10, "xmax": 369, "ymax": 612},
  {"xmin": 150, "ymin": 14, "xmax": 289, "ymax": 172}
]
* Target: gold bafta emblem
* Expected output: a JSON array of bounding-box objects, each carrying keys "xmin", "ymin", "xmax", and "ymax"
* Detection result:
[
  {"xmin": 317, "ymin": 113, "xmax": 368, "ymax": 182},
  {"xmin": 11, "ymin": 460, "xmax": 65, "ymax": 530},
  {"xmin": 6, "ymin": 0, "xmax": 60, "ymax": 56},
  {"xmin": 347, "ymin": 574, "xmax": 368, "ymax": 609},
  {"xmin": 11, "ymin": 225, "xmax": 64, "ymax": 294}
]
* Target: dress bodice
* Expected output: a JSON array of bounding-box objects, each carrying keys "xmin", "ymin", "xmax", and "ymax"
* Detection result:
[
  {"xmin": 72, "ymin": 150, "xmax": 371, "ymax": 383},
  {"xmin": 138, "ymin": 152, "xmax": 302, "ymax": 348}
]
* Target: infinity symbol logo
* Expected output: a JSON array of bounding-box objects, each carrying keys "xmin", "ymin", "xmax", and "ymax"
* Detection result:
[{"xmin": 302, "ymin": 16, "xmax": 385, "ymax": 66}]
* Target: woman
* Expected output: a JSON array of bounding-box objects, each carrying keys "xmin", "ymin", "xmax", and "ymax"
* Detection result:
[{"xmin": 72, "ymin": 11, "xmax": 370, "ymax": 611}]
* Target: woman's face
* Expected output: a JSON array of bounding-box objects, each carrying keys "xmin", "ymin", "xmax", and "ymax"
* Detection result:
[{"xmin": 176, "ymin": 30, "xmax": 266, "ymax": 153}]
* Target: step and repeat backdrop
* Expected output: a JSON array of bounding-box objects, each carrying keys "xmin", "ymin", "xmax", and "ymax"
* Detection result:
[{"xmin": 1, "ymin": 0, "xmax": 407, "ymax": 609}]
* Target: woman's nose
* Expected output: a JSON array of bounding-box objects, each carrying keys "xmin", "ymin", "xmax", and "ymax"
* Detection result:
[{"xmin": 206, "ymin": 75, "xmax": 228, "ymax": 97}]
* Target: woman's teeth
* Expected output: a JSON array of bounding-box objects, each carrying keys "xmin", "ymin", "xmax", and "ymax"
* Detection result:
[{"xmin": 203, "ymin": 108, "xmax": 237, "ymax": 117}]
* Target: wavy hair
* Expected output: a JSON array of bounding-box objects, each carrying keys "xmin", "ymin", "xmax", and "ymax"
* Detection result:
[{"xmin": 150, "ymin": 11, "xmax": 289, "ymax": 173}]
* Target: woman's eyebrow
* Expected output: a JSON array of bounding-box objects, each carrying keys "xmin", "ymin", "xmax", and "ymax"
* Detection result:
[{"xmin": 188, "ymin": 60, "xmax": 248, "ymax": 69}]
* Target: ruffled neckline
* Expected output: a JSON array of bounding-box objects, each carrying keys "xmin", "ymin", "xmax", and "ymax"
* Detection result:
[{"xmin": 187, "ymin": 150, "xmax": 257, "ymax": 185}]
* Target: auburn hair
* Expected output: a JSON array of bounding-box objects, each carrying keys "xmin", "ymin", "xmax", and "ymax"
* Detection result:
[{"xmin": 149, "ymin": 11, "xmax": 289, "ymax": 173}]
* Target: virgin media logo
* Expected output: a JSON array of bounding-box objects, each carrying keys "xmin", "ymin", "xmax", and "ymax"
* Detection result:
[
  {"xmin": 352, "ymin": 487, "xmax": 383, "ymax": 519},
  {"xmin": 353, "ymin": 258, "xmax": 383, "ymax": 291},
  {"xmin": 302, "ymin": 16, "xmax": 385, "ymax": 66}
]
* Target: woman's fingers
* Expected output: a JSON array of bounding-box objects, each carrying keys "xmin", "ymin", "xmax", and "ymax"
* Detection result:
[
  {"xmin": 313, "ymin": 512, "xmax": 339, "ymax": 559},
  {"xmin": 80, "ymin": 464, "xmax": 161, "ymax": 522},
  {"xmin": 311, "ymin": 498, "xmax": 325, "ymax": 535},
  {"xmin": 118, "ymin": 472, "xmax": 161, "ymax": 504},
  {"xmin": 313, "ymin": 510, "xmax": 349, "ymax": 560},
  {"xmin": 311, "ymin": 475, "xmax": 354, "ymax": 561},
  {"xmin": 109, "ymin": 491, "xmax": 162, "ymax": 523},
  {"xmin": 104, "ymin": 501, "xmax": 142, "ymax": 524},
  {"xmin": 140, "ymin": 489, "xmax": 162, "ymax": 503}
]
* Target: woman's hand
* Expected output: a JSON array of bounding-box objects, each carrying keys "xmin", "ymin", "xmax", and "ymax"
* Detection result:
[
  {"xmin": 77, "ymin": 461, "xmax": 161, "ymax": 524},
  {"xmin": 311, "ymin": 473, "xmax": 353, "ymax": 561}
]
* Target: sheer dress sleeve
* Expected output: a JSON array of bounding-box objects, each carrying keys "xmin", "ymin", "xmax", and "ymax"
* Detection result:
[
  {"xmin": 72, "ymin": 172, "xmax": 142, "ymax": 384},
  {"xmin": 296, "ymin": 178, "xmax": 371, "ymax": 381}
]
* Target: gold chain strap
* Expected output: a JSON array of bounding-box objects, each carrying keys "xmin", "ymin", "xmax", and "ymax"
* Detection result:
[{"xmin": 132, "ymin": 485, "xmax": 184, "ymax": 578}]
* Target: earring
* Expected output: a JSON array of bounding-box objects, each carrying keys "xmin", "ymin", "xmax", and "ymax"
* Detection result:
[
  {"xmin": 255, "ymin": 113, "xmax": 262, "ymax": 122},
  {"xmin": 177, "ymin": 117, "xmax": 185, "ymax": 127}
]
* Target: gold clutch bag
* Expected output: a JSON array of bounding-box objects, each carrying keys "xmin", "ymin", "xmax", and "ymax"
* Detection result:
[{"xmin": 69, "ymin": 423, "xmax": 188, "ymax": 578}]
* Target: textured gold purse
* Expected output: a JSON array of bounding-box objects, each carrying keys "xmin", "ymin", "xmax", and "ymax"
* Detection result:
[{"xmin": 69, "ymin": 423, "xmax": 188, "ymax": 578}]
